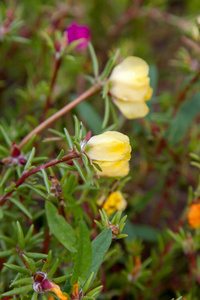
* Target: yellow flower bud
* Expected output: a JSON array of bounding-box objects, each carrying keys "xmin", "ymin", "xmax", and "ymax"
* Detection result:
[
  {"xmin": 84, "ymin": 131, "xmax": 132, "ymax": 177},
  {"xmin": 109, "ymin": 56, "xmax": 153, "ymax": 119},
  {"xmin": 97, "ymin": 191, "xmax": 127, "ymax": 215}
]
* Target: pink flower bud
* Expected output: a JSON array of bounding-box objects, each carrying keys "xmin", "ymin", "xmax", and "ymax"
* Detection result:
[{"xmin": 66, "ymin": 22, "xmax": 90, "ymax": 51}]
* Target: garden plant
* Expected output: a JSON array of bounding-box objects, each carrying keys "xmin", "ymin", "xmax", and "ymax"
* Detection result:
[{"xmin": 1, "ymin": 1, "xmax": 200, "ymax": 300}]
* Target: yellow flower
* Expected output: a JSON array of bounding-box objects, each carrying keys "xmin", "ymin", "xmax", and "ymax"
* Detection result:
[
  {"xmin": 187, "ymin": 203, "xmax": 200, "ymax": 229},
  {"xmin": 84, "ymin": 131, "xmax": 132, "ymax": 177},
  {"xmin": 109, "ymin": 56, "xmax": 153, "ymax": 119},
  {"xmin": 97, "ymin": 191, "xmax": 127, "ymax": 215}
]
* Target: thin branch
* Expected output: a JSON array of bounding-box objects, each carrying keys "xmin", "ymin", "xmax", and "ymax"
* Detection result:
[
  {"xmin": 18, "ymin": 83, "xmax": 102, "ymax": 149},
  {"xmin": 0, "ymin": 149, "xmax": 79, "ymax": 206},
  {"xmin": 40, "ymin": 56, "xmax": 62, "ymax": 121}
]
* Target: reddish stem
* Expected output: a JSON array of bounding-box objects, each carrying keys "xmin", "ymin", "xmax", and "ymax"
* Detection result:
[
  {"xmin": 0, "ymin": 149, "xmax": 79, "ymax": 206},
  {"xmin": 41, "ymin": 57, "xmax": 62, "ymax": 121}
]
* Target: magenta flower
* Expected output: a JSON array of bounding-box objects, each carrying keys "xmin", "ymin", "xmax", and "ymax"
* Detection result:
[{"xmin": 66, "ymin": 22, "xmax": 90, "ymax": 50}]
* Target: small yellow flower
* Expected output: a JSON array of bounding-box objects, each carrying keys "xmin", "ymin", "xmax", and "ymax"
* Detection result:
[
  {"xmin": 187, "ymin": 203, "xmax": 200, "ymax": 228},
  {"xmin": 109, "ymin": 56, "xmax": 153, "ymax": 119},
  {"xmin": 97, "ymin": 191, "xmax": 127, "ymax": 215},
  {"xmin": 84, "ymin": 131, "xmax": 132, "ymax": 177}
]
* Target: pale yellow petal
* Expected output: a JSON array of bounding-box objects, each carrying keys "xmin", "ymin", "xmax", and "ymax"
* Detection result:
[
  {"xmin": 94, "ymin": 160, "xmax": 130, "ymax": 177},
  {"xmin": 85, "ymin": 132, "xmax": 131, "ymax": 162},
  {"xmin": 109, "ymin": 57, "xmax": 149, "ymax": 82},
  {"xmin": 113, "ymin": 98, "xmax": 149, "ymax": 119},
  {"xmin": 110, "ymin": 79, "xmax": 150, "ymax": 102},
  {"xmin": 144, "ymin": 87, "xmax": 153, "ymax": 101},
  {"xmin": 109, "ymin": 56, "xmax": 152, "ymax": 102}
]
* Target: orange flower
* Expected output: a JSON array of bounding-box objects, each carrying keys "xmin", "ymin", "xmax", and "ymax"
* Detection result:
[
  {"xmin": 49, "ymin": 283, "xmax": 68, "ymax": 300},
  {"xmin": 187, "ymin": 203, "xmax": 200, "ymax": 228}
]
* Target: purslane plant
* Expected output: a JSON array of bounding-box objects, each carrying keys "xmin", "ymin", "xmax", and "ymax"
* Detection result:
[{"xmin": 0, "ymin": 25, "xmax": 153, "ymax": 298}]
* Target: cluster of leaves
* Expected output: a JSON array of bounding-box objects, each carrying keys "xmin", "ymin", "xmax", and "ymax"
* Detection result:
[{"xmin": 1, "ymin": 0, "xmax": 200, "ymax": 300}]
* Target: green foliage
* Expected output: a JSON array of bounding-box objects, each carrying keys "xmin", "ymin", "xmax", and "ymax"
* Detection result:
[{"xmin": 1, "ymin": 0, "xmax": 200, "ymax": 299}]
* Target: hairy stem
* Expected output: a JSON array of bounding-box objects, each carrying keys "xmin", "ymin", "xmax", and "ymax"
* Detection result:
[{"xmin": 18, "ymin": 82, "xmax": 102, "ymax": 149}]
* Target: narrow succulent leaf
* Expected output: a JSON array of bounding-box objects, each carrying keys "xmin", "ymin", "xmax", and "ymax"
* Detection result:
[
  {"xmin": 94, "ymin": 220, "xmax": 104, "ymax": 231},
  {"xmin": 102, "ymin": 95, "xmax": 110, "ymax": 129},
  {"xmin": 0, "ymin": 125, "xmax": 12, "ymax": 146},
  {"xmin": 22, "ymin": 135, "xmax": 37, "ymax": 153},
  {"xmin": 57, "ymin": 149, "xmax": 65, "ymax": 160},
  {"xmin": 64, "ymin": 128, "xmax": 73, "ymax": 150},
  {"xmin": 41, "ymin": 169, "xmax": 51, "ymax": 194},
  {"xmin": 73, "ymin": 115, "xmax": 80, "ymax": 141},
  {"xmin": 26, "ymin": 252, "xmax": 48, "ymax": 259},
  {"xmin": 47, "ymin": 258, "xmax": 59, "ymax": 278},
  {"xmin": 88, "ymin": 42, "xmax": 99, "ymax": 78},
  {"xmin": 16, "ymin": 221, "xmax": 25, "ymax": 251},
  {"xmin": 81, "ymin": 153, "xmax": 91, "ymax": 176},
  {"xmin": 24, "ymin": 147, "xmax": 35, "ymax": 171},
  {"xmin": 92, "ymin": 162, "xmax": 102, "ymax": 172},
  {"xmin": 102, "ymin": 82, "xmax": 109, "ymax": 99},
  {"xmin": 45, "ymin": 201, "xmax": 77, "ymax": 252},
  {"xmin": 0, "ymin": 144, "xmax": 9, "ymax": 155},
  {"xmin": 2, "ymin": 284, "xmax": 33, "ymax": 297},
  {"xmin": 115, "ymin": 210, "xmax": 123, "ymax": 224},
  {"xmin": 10, "ymin": 277, "xmax": 33, "ymax": 287},
  {"xmin": 82, "ymin": 272, "xmax": 94, "ymax": 295},
  {"xmin": 0, "ymin": 235, "xmax": 16, "ymax": 246},
  {"xmin": 116, "ymin": 234, "xmax": 128, "ymax": 239},
  {"xmin": 73, "ymin": 159, "xmax": 87, "ymax": 183},
  {"xmin": 79, "ymin": 121, "xmax": 83, "ymax": 140},
  {"xmin": 10, "ymin": 198, "xmax": 32, "ymax": 220},
  {"xmin": 0, "ymin": 168, "xmax": 13, "ymax": 187},
  {"xmin": 48, "ymin": 128, "xmax": 65, "ymax": 138},
  {"xmin": 71, "ymin": 221, "xmax": 92, "ymax": 287},
  {"xmin": 119, "ymin": 215, "xmax": 127, "ymax": 229},
  {"xmin": 3, "ymin": 263, "xmax": 31, "ymax": 275},
  {"xmin": 54, "ymin": 275, "xmax": 72, "ymax": 284},
  {"xmin": 0, "ymin": 249, "xmax": 14, "ymax": 258},
  {"xmin": 87, "ymin": 285, "xmax": 103, "ymax": 297},
  {"xmin": 100, "ymin": 57, "xmax": 114, "ymax": 81},
  {"xmin": 74, "ymin": 141, "xmax": 81, "ymax": 152},
  {"xmin": 24, "ymin": 225, "xmax": 34, "ymax": 243},
  {"xmin": 31, "ymin": 292, "xmax": 38, "ymax": 300},
  {"xmin": 22, "ymin": 254, "xmax": 36, "ymax": 274}
]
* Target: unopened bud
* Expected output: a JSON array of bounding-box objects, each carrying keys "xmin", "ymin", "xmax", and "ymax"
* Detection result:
[{"xmin": 108, "ymin": 224, "xmax": 119, "ymax": 238}]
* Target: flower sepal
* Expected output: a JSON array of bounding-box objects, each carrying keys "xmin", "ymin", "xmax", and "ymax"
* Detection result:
[{"xmin": 95, "ymin": 209, "xmax": 127, "ymax": 239}]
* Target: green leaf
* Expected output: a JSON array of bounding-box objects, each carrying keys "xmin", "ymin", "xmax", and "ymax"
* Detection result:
[
  {"xmin": 16, "ymin": 221, "xmax": 25, "ymax": 251},
  {"xmin": 24, "ymin": 147, "xmax": 35, "ymax": 171},
  {"xmin": 41, "ymin": 169, "xmax": 50, "ymax": 194},
  {"xmin": 76, "ymin": 102, "xmax": 102, "ymax": 134},
  {"xmin": 102, "ymin": 95, "xmax": 110, "ymax": 129},
  {"xmin": 3, "ymin": 263, "xmax": 31, "ymax": 275},
  {"xmin": 0, "ymin": 249, "xmax": 14, "ymax": 258},
  {"xmin": 71, "ymin": 221, "xmax": 92, "ymax": 287},
  {"xmin": 2, "ymin": 284, "xmax": 33, "ymax": 297},
  {"xmin": 89, "ymin": 229, "xmax": 112, "ymax": 285},
  {"xmin": 0, "ymin": 125, "xmax": 12, "ymax": 146},
  {"xmin": 166, "ymin": 92, "xmax": 200, "ymax": 144},
  {"xmin": 45, "ymin": 201, "xmax": 77, "ymax": 253},
  {"xmin": 64, "ymin": 128, "xmax": 74, "ymax": 150},
  {"xmin": 22, "ymin": 254, "xmax": 36, "ymax": 274},
  {"xmin": 88, "ymin": 42, "xmax": 99, "ymax": 78},
  {"xmin": 73, "ymin": 159, "xmax": 87, "ymax": 183},
  {"xmin": 10, "ymin": 197, "xmax": 32, "ymax": 220}
]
